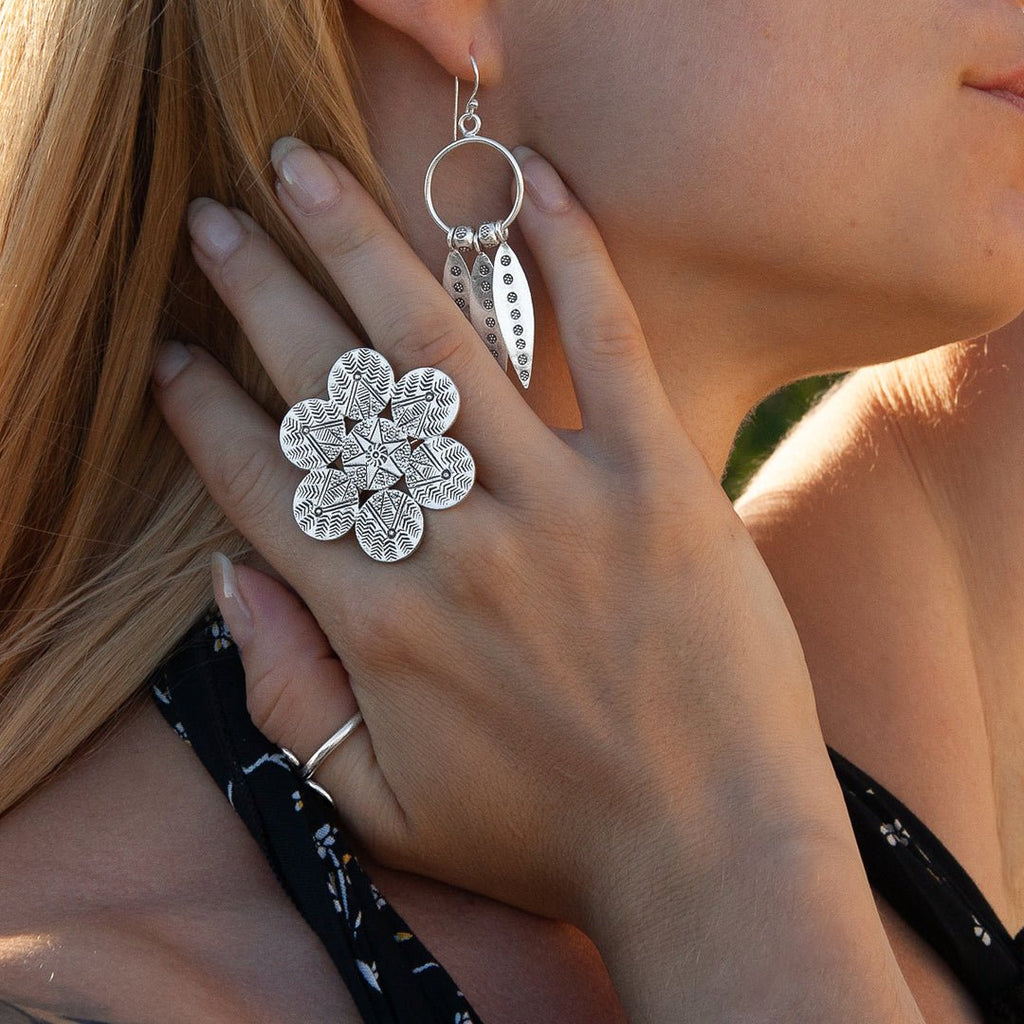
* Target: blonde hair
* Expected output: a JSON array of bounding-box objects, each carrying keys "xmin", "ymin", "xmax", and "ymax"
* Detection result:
[{"xmin": 0, "ymin": 0, "xmax": 398, "ymax": 817}]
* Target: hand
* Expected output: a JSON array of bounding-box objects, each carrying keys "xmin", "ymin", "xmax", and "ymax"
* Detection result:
[{"xmin": 154, "ymin": 137, "xmax": 842, "ymax": 934}]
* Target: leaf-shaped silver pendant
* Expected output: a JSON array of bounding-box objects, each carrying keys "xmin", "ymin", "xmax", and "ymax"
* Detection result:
[
  {"xmin": 492, "ymin": 243, "xmax": 534, "ymax": 389},
  {"xmin": 443, "ymin": 249, "xmax": 473, "ymax": 320},
  {"xmin": 469, "ymin": 253, "xmax": 508, "ymax": 371}
]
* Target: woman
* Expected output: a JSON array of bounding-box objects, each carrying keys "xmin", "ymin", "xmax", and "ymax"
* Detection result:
[{"xmin": 1, "ymin": 0, "xmax": 1022, "ymax": 1019}]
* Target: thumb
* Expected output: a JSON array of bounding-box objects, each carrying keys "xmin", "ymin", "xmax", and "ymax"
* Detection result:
[{"xmin": 210, "ymin": 553, "xmax": 405, "ymax": 850}]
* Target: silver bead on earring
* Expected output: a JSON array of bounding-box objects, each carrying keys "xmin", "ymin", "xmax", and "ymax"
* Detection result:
[{"xmin": 423, "ymin": 55, "xmax": 535, "ymax": 389}]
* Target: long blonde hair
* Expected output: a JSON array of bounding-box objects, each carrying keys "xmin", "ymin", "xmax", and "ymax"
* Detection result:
[{"xmin": 0, "ymin": 0, "xmax": 397, "ymax": 816}]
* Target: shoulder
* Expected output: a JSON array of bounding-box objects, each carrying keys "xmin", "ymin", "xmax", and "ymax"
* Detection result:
[{"xmin": 735, "ymin": 346, "xmax": 1020, "ymax": 1012}]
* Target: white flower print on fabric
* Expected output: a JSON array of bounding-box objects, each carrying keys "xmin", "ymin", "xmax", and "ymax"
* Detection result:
[
  {"xmin": 314, "ymin": 821, "xmax": 338, "ymax": 863},
  {"xmin": 972, "ymin": 915, "xmax": 993, "ymax": 946},
  {"xmin": 357, "ymin": 959, "xmax": 382, "ymax": 993},
  {"xmin": 880, "ymin": 818, "xmax": 911, "ymax": 847},
  {"xmin": 280, "ymin": 347, "xmax": 475, "ymax": 562},
  {"xmin": 209, "ymin": 619, "xmax": 233, "ymax": 651}
]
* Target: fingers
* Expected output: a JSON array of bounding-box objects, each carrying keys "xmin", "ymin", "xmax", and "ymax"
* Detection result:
[
  {"xmin": 266, "ymin": 137, "xmax": 552, "ymax": 479},
  {"xmin": 512, "ymin": 147, "xmax": 678, "ymax": 464},
  {"xmin": 211, "ymin": 555, "xmax": 405, "ymax": 845},
  {"xmin": 153, "ymin": 341, "xmax": 367, "ymax": 589},
  {"xmin": 187, "ymin": 199, "xmax": 359, "ymax": 404}
]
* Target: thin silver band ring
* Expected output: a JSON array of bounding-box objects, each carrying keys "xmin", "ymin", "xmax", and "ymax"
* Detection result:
[{"xmin": 300, "ymin": 710, "xmax": 364, "ymax": 780}]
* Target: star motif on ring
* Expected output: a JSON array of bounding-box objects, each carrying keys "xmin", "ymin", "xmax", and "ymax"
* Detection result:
[{"xmin": 279, "ymin": 347, "xmax": 475, "ymax": 562}]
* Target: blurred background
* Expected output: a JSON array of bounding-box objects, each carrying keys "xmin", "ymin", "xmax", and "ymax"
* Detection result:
[{"xmin": 722, "ymin": 374, "xmax": 844, "ymax": 500}]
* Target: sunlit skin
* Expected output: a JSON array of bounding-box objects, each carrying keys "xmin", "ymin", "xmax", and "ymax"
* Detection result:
[
  {"xmin": 3, "ymin": 0, "xmax": 1024, "ymax": 1021},
  {"xmin": 351, "ymin": 0, "xmax": 1024, "ymax": 466}
]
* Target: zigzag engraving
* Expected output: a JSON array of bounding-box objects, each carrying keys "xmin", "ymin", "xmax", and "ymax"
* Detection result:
[
  {"xmin": 280, "ymin": 398, "xmax": 347, "ymax": 470},
  {"xmin": 406, "ymin": 437, "xmax": 474, "ymax": 510},
  {"xmin": 293, "ymin": 469, "xmax": 358, "ymax": 540},
  {"xmin": 355, "ymin": 489, "xmax": 423, "ymax": 562},
  {"xmin": 391, "ymin": 367, "xmax": 459, "ymax": 439},
  {"xmin": 328, "ymin": 347, "xmax": 395, "ymax": 421}
]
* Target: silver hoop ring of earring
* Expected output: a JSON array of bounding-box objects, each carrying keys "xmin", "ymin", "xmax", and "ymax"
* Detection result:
[{"xmin": 423, "ymin": 135, "xmax": 525, "ymax": 239}]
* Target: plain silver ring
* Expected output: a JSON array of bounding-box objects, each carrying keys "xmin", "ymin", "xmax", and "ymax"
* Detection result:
[
  {"xmin": 423, "ymin": 135, "xmax": 525, "ymax": 236},
  {"xmin": 300, "ymin": 710, "xmax": 365, "ymax": 780}
]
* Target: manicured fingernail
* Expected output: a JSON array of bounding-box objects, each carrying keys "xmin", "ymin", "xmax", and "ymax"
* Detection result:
[
  {"xmin": 514, "ymin": 146, "xmax": 571, "ymax": 214},
  {"xmin": 153, "ymin": 341, "xmax": 193, "ymax": 386},
  {"xmin": 271, "ymin": 136, "xmax": 342, "ymax": 213},
  {"xmin": 211, "ymin": 552, "xmax": 254, "ymax": 648},
  {"xmin": 188, "ymin": 197, "xmax": 245, "ymax": 261}
]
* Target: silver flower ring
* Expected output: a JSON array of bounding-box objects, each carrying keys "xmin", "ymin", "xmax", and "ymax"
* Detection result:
[{"xmin": 279, "ymin": 347, "xmax": 476, "ymax": 563}]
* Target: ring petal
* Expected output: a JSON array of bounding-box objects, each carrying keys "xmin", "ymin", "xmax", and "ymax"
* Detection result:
[
  {"xmin": 405, "ymin": 437, "xmax": 475, "ymax": 510},
  {"xmin": 279, "ymin": 398, "xmax": 348, "ymax": 469},
  {"xmin": 391, "ymin": 367, "xmax": 460, "ymax": 439},
  {"xmin": 327, "ymin": 346, "xmax": 394, "ymax": 421},
  {"xmin": 293, "ymin": 468, "xmax": 359, "ymax": 540},
  {"xmin": 355, "ymin": 489, "xmax": 424, "ymax": 563}
]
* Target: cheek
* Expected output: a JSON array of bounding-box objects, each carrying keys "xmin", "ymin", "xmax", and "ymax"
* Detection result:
[
  {"xmin": 607, "ymin": 34, "xmax": 1024, "ymax": 332},
  {"xmin": 523, "ymin": 0, "xmax": 1024, "ymax": 333}
]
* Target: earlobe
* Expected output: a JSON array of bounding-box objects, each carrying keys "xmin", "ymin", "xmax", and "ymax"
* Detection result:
[{"xmin": 346, "ymin": 0, "xmax": 503, "ymax": 84}]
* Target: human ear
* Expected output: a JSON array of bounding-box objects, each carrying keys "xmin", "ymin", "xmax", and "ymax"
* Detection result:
[{"xmin": 346, "ymin": 0, "xmax": 504, "ymax": 83}]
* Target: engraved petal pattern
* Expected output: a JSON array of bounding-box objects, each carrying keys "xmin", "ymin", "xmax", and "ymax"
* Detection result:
[
  {"xmin": 405, "ymin": 436, "xmax": 475, "ymax": 510},
  {"xmin": 279, "ymin": 398, "xmax": 348, "ymax": 470},
  {"xmin": 327, "ymin": 347, "xmax": 395, "ymax": 421},
  {"xmin": 340, "ymin": 418, "xmax": 411, "ymax": 491},
  {"xmin": 293, "ymin": 469, "xmax": 359, "ymax": 541},
  {"xmin": 492, "ymin": 243, "xmax": 534, "ymax": 389},
  {"xmin": 391, "ymin": 367, "xmax": 460, "ymax": 439},
  {"xmin": 470, "ymin": 253, "xmax": 507, "ymax": 369},
  {"xmin": 356, "ymin": 489, "xmax": 424, "ymax": 563}
]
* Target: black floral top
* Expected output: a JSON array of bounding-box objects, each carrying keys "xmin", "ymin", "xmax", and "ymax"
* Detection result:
[
  {"xmin": 150, "ymin": 614, "xmax": 478, "ymax": 1023},
  {"xmin": 150, "ymin": 615, "xmax": 1024, "ymax": 1022}
]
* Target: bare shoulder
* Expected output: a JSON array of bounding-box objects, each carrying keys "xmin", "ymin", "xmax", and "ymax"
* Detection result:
[
  {"xmin": 734, "ymin": 361, "xmax": 999, "ymax": 878},
  {"xmin": 735, "ymin": 351, "xmax": 1019, "ymax": 1017}
]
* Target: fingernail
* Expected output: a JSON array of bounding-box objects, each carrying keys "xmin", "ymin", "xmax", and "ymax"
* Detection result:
[
  {"xmin": 211, "ymin": 552, "xmax": 254, "ymax": 648},
  {"xmin": 188, "ymin": 197, "xmax": 245, "ymax": 261},
  {"xmin": 514, "ymin": 146, "xmax": 571, "ymax": 214},
  {"xmin": 153, "ymin": 341, "xmax": 193, "ymax": 386},
  {"xmin": 271, "ymin": 136, "xmax": 342, "ymax": 213}
]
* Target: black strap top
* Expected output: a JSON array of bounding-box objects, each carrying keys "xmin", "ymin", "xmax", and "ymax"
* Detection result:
[
  {"xmin": 827, "ymin": 747, "xmax": 1024, "ymax": 1022},
  {"xmin": 149, "ymin": 614, "xmax": 1024, "ymax": 1022}
]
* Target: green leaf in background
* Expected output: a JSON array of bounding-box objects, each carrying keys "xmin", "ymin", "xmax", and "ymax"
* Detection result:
[{"xmin": 723, "ymin": 374, "xmax": 845, "ymax": 501}]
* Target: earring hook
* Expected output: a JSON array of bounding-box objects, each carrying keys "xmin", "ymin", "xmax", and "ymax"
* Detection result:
[{"xmin": 453, "ymin": 54, "xmax": 481, "ymax": 140}]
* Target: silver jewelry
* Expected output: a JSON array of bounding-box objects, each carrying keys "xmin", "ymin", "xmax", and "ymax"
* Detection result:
[
  {"xmin": 423, "ymin": 55, "xmax": 535, "ymax": 389},
  {"xmin": 301, "ymin": 711, "xmax": 364, "ymax": 779},
  {"xmin": 280, "ymin": 710, "xmax": 365, "ymax": 806},
  {"xmin": 280, "ymin": 347, "xmax": 475, "ymax": 562}
]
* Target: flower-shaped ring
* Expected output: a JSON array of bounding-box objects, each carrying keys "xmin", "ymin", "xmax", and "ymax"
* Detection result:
[{"xmin": 279, "ymin": 347, "xmax": 476, "ymax": 562}]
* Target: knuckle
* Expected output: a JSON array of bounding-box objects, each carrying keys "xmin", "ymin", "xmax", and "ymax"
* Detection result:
[
  {"xmin": 585, "ymin": 312, "xmax": 645, "ymax": 362},
  {"xmin": 320, "ymin": 216, "xmax": 384, "ymax": 272},
  {"xmin": 216, "ymin": 240, "xmax": 278, "ymax": 302},
  {"xmin": 245, "ymin": 661, "xmax": 298, "ymax": 743},
  {"xmin": 386, "ymin": 311, "xmax": 466, "ymax": 371},
  {"xmin": 219, "ymin": 445, "xmax": 286, "ymax": 524}
]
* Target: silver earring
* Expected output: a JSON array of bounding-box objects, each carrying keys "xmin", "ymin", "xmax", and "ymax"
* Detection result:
[{"xmin": 423, "ymin": 56, "xmax": 535, "ymax": 389}]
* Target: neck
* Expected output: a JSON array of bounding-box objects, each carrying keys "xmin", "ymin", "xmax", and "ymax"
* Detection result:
[
  {"xmin": 371, "ymin": 152, "xmax": 775, "ymax": 483},
  {"xmin": 350, "ymin": 19, "xmax": 798, "ymax": 482}
]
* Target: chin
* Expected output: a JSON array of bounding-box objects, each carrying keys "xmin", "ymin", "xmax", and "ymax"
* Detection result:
[{"xmin": 896, "ymin": 237, "xmax": 1024, "ymax": 351}]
